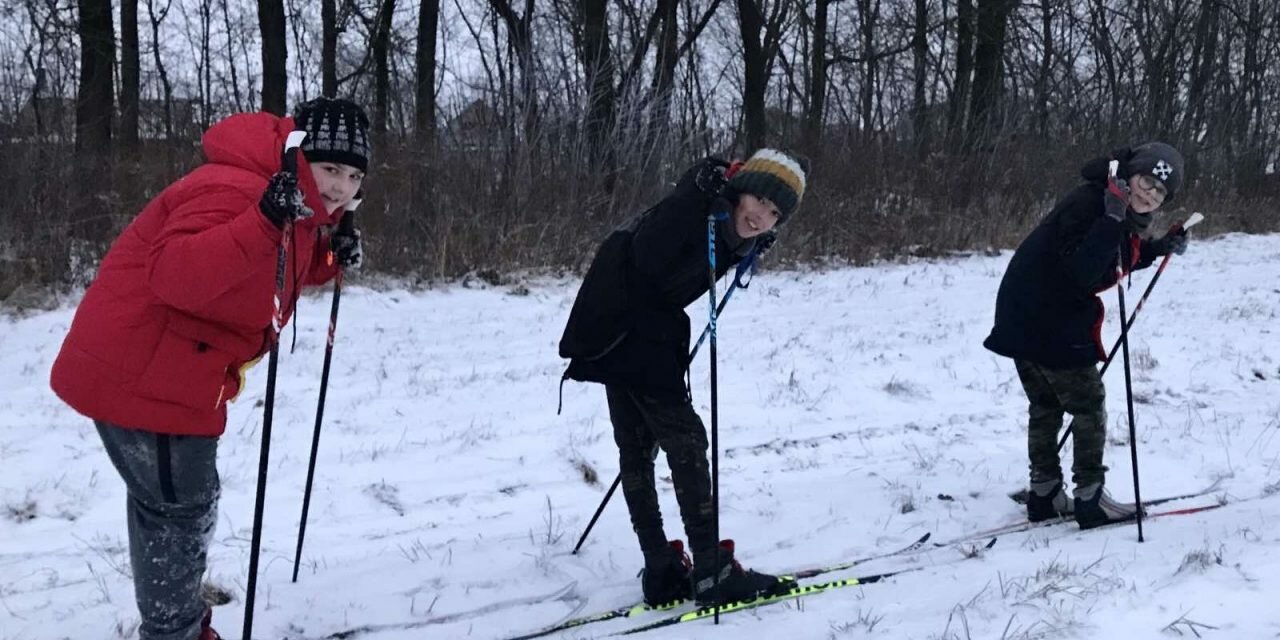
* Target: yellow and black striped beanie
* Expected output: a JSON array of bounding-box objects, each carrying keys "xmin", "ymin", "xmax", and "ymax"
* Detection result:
[{"xmin": 728, "ymin": 148, "xmax": 807, "ymax": 223}]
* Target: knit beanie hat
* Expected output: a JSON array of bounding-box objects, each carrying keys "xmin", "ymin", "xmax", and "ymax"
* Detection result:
[
  {"xmin": 293, "ymin": 97, "xmax": 371, "ymax": 173},
  {"xmin": 727, "ymin": 148, "xmax": 808, "ymax": 223},
  {"xmin": 1126, "ymin": 141, "xmax": 1183, "ymax": 200}
]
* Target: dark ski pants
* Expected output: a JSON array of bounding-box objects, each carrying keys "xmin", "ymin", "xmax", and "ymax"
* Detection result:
[
  {"xmin": 95, "ymin": 421, "xmax": 220, "ymax": 640},
  {"xmin": 1014, "ymin": 360, "xmax": 1108, "ymax": 488},
  {"xmin": 605, "ymin": 385, "xmax": 717, "ymax": 563}
]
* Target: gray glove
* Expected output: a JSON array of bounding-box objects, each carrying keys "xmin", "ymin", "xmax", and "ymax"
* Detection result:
[{"xmin": 1103, "ymin": 177, "xmax": 1129, "ymax": 223}]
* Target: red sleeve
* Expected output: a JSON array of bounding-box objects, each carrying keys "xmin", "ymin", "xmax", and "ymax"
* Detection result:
[
  {"xmin": 304, "ymin": 233, "xmax": 340, "ymax": 286},
  {"xmin": 147, "ymin": 186, "xmax": 282, "ymax": 314}
]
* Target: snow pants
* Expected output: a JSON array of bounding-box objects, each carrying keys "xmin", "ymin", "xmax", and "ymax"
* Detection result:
[
  {"xmin": 605, "ymin": 385, "xmax": 717, "ymax": 563},
  {"xmin": 1014, "ymin": 360, "xmax": 1109, "ymax": 488},
  {"xmin": 96, "ymin": 420, "xmax": 220, "ymax": 640}
]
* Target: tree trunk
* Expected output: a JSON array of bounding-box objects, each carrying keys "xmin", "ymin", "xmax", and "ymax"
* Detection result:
[
  {"xmin": 947, "ymin": 0, "xmax": 973, "ymax": 148},
  {"xmin": 804, "ymin": 0, "xmax": 830, "ymax": 150},
  {"xmin": 415, "ymin": 0, "xmax": 439, "ymax": 144},
  {"xmin": 373, "ymin": 0, "xmax": 396, "ymax": 144},
  {"xmin": 910, "ymin": 0, "xmax": 928, "ymax": 153},
  {"xmin": 856, "ymin": 0, "xmax": 880, "ymax": 137},
  {"xmin": 258, "ymin": 0, "xmax": 287, "ymax": 115},
  {"xmin": 1034, "ymin": 0, "xmax": 1053, "ymax": 140},
  {"xmin": 738, "ymin": 0, "xmax": 769, "ymax": 151},
  {"xmin": 76, "ymin": 0, "xmax": 113, "ymax": 154},
  {"xmin": 120, "ymin": 0, "xmax": 139, "ymax": 151},
  {"xmin": 75, "ymin": 0, "xmax": 115, "ymax": 240},
  {"xmin": 488, "ymin": 0, "xmax": 537, "ymax": 142},
  {"xmin": 964, "ymin": 0, "xmax": 1014, "ymax": 151},
  {"xmin": 1183, "ymin": 0, "xmax": 1218, "ymax": 142},
  {"xmin": 323, "ymin": 0, "xmax": 337, "ymax": 96},
  {"xmin": 578, "ymin": 0, "xmax": 616, "ymax": 164}
]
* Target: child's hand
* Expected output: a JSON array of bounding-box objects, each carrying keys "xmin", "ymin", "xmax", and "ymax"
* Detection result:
[{"xmin": 1103, "ymin": 176, "xmax": 1129, "ymax": 222}]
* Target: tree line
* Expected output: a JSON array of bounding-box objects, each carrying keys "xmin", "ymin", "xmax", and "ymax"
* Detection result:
[{"xmin": 2, "ymin": 0, "xmax": 1277, "ymax": 298}]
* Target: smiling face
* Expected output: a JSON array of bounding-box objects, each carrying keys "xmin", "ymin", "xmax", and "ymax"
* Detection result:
[
  {"xmin": 1128, "ymin": 173, "xmax": 1167, "ymax": 214},
  {"xmin": 732, "ymin": 192, "xmax": 782, "ymax": 238},
  {"xmin": 310, "ymin": 161, "xmax": 365, "ymax": 213}
]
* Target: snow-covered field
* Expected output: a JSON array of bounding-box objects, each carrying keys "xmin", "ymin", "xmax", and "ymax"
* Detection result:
[{"xmin": 4, "ymin": 232, "xmax": 1280, "ymax": 640}]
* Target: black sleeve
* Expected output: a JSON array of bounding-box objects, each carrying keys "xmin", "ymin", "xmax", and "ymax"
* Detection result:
[
  {"xmin": 1133, "ymin": 239, "xmax": 1159, "ymax": 271},
  {"xmin": 1052, "ymin": 187, "xmax": 1127, "ymax": 293},
  {"xmin": 630, "ymin": 190, "xmax": 706, "ymax": 306}
]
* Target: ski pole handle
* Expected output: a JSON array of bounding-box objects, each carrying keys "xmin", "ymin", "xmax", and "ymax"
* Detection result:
[
  {"xmin": 283, "ymin": 130, "xmax": 307, "ymax": 172},
  {"xmin": 1181, "ymin": 212, "xmax": 1205, "ymax": 231},
  {"xmin": 272, "ymin": 131, "xmax": 308, "ymax": 335}
]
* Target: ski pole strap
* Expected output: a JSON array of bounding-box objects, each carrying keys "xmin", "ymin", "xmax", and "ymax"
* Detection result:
[{"xmin": 688, "ymin": 244, "xmax": 760, "ymax": 365}]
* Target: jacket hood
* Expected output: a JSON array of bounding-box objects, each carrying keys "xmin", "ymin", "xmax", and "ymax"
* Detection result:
[{"xmin": 201, "ymin": 113, "xmax": 335, "ymax": 224}]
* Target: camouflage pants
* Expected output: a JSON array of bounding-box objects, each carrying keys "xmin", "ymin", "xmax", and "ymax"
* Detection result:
[
  {"xmin": 1014, "ymin": 360, "xmax": 1108, "ymax": 487},
  {"xmin": 605, "ymin": 385, "xmax": 717, "ymax": 561},
  {"xmin": 96, "ymin": 421, "xmax": 220, "ymax": 640}
]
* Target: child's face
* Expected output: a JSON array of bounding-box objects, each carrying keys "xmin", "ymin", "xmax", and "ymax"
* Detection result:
[
  {"xmin": 733, "ymin": 192, "xmax": 781, "ymax": 238},
  {"xmin": 310, "ymin": 161, "xmax": 365, "ymax": 214},
  {"xmin": 1128, "ymin": 173, "xmax": 1166, "ymax": 214}
]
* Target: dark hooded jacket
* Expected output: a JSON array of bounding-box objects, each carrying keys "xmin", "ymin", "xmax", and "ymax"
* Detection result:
[
  {"xmin": 559, "ymin": 158, "xmax": 754, "ymax": 393},
  {"xmin": 983, "ymin": 149, "xmax": 1162, "ymax": 369}
]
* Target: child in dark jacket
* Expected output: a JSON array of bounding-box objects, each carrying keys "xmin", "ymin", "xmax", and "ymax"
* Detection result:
[
  {"xmin": 560, "ymin": 149, "xmax": 807, "ymax": 605},
  {"xmin": 984, "ymin": 142, "xmax": 1190, "ymax": 529}
]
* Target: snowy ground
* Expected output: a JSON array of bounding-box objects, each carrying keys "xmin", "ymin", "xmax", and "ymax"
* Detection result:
[{"xmin": 3, "ymin": 232, "xmax": 1280, "ymax": 640}]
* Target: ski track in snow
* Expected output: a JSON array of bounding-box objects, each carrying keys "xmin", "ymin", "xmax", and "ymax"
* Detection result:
[{"xmin": 3, "ymin": 232, "xmax": 1280, "ymax": 639}]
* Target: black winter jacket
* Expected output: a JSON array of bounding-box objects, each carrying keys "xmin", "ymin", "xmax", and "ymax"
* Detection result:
[
  {"xmin": 559, "ymin": 158, "xmax": 751, "ymax": 393},
  {"xmin": 983, "ymin": 152, "xmax": 1160, "ymax": 369}
]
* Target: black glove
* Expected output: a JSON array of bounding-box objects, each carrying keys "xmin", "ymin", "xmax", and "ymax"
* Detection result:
[
  {"xmin": 332, "ymin": 227, "xmax": 362, "ymax": 268},
  {"xmin": 332, "ymin": 193, "xmax": 363, "ymax": 268},
  {"xmin": 259, "ymin": 171, "xmax": 314, "ymax": 229},
  {"xmin": 1152, "ymin": 228, "xmax": 1189, "ymax": 256},
  {"xmin": 754, "ymin": 231, "xmax": 778, "ymax": 259},
  {"xmin": 1103, "ymin": 176, "xmax": 1129, "ymax": 223}
]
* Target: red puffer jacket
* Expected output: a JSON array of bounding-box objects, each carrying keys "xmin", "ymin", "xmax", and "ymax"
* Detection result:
[{"xmin": 51, "ymin": 112, "xmax": 342, "ymax": 436}]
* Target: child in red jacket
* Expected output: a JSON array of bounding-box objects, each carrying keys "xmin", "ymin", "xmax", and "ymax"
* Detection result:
[{"xmin": 50, "ymin": 97, "xmax": 368, "ymax": 640}]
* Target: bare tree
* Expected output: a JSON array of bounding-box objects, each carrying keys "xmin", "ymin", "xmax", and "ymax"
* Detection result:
[
  {"xmin": 75, "ymin": 0, "xmax": 113, "ymax": 154},
  {"xmin": 487, "ymin": 0, "xmax": 537, "ymax": 139},
  {"xmin": 120, "ymin": 0, "xmax": 139, "ymax": 150},
  {"xmin": 322, "ymin": 0, "xmax": 337, "ymax": 96},
  {"xmin": 415, "ymin": 0, "xmax": 439, "ymax": 143},
  {"xmin": 948, "ymin": 0, "xmax": 973, "ymax": 148},
  {"xmin": 258, "ymin": 0, "xmax": 286, "ymax": 115},
  {"xmin": 804, "ymin": 0, "xmax": 833, "ymax": 150},
  {"xmin": 965, "ymin": 0, "xmax": 1014, "ymax": 151},
  {"xmin": 372, "ymin": 0, "xmax": 395, "ymax": 141},
  {"xmin": 737, "ymin": 0, "xmax": 791, "ymax": 150},
  {"xmin": 146, "ymin": 0, "xmax": 175, "ymax": 139}
]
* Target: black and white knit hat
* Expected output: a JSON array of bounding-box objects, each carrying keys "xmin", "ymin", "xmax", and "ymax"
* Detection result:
[
  {"xmin": 1126, "ymin": 141, "xmax": 1184, "ymax": 200},
  {"xmin": 293, "ymin": 97, "xmax": 371, "ymax": 173},
  {"xmin": 728, "ymin": 148, "xmax": 808, "ymax": 223}
]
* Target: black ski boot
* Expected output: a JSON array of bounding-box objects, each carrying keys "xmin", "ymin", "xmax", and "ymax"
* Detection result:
[
  {"xmin": 641, "ymin": 540, "xmax": 694, "ymax": 606},
  {"xmin": 1074, "ymin": 482, "xmax": 1140, "ymax": 529},
  {"xmin": 1026, "ymin": 478, "xmax": 1074, "ymax": 522},
  {"xmin": 693, "ymin": 540, "xmax": 795, "ymax": 606}
]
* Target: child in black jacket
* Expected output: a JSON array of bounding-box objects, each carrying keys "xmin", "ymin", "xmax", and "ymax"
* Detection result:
[
  {"xmin": 985, "ymin": 142, "xmax": 1190, "ymax": 529},
  {"xmin": 560, "ymin": 149, "xmax": 807, "ymax": 605}
]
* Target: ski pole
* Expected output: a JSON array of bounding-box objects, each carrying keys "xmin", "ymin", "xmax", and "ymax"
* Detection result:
[
  {"xmin": 291, "ymin": 198, "xmax": 360, "ymax": 582},
  {"xmin": 570, "ymin": 244, "xmax": 762, "ymax": 556},
  {"xmin": 244, "ymin": 128, "xmax": 308, "ymax": 640},
  {"xmin": 1116, "ymin": 248, "xmax": 1145, "ymax": 542},
  {"xmin": 1056, "ymin": 211, "xmax": 1204, "ymax": 452},
  {"xmin": 706, "ymin": 203, "xmax": 727, "ymax": 619}
]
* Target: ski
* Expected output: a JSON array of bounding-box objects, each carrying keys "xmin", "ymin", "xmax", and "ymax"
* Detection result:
[
  {"xmin": 312, "ymin": 581, "xmax": 581, "ymax": 639},
  {"xmin": 614, "ymin": 538, "xmax": 997, "ymax": 636},
  {"xmin": 965, "ymin": 479, "xmax": 1225, "ymax": 542},
  {"xmin": 504, "ymin": 532, "xmax": 932, "ymax": 640}
]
